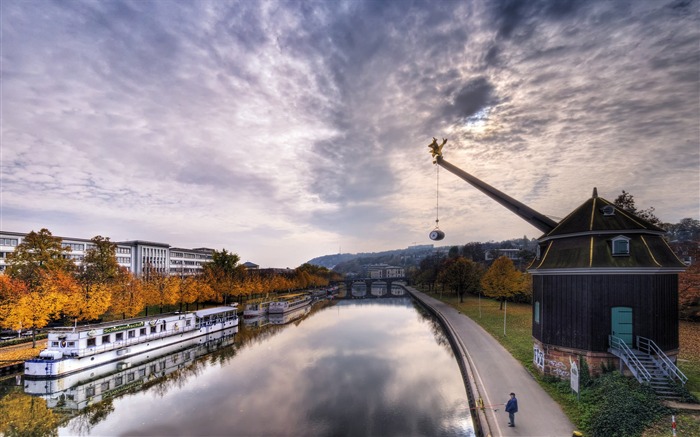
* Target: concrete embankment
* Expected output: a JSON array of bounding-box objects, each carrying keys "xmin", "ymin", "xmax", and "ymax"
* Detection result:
[{"xmin": 405, "ymin": 286, "xmax": 575, "ymax": 437}]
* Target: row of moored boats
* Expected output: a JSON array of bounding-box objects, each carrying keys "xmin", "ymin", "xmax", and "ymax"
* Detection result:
[{"xmin": 24, "ymin": 287, "xmax": 339, "ymax": 380}]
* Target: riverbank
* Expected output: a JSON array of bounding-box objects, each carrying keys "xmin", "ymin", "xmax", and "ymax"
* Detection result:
[
  {"xmin": 406, "ymin": 286, "xmax": 575, "ymax": 437},
  {"xmin": 411, "ymin": 287, "xmax": 700, "ymax": 437}
]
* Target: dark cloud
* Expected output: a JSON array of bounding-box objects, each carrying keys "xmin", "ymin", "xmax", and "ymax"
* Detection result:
[{"xmin": 443, "ymin": 77, "xmax": 494, "ymax": 121}]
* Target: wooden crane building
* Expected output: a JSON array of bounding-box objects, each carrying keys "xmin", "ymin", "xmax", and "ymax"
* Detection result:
[{"xmin": 429, "ymin": 139, "xmax": 687, "ymax": 381}]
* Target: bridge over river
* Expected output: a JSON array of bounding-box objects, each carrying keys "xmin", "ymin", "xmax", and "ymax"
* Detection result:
[{"xmin": 339, "ymin": 278, "xmax": 409, "ymax": 299}]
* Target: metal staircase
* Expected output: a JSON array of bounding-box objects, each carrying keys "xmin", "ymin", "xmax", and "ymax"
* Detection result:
[{"xmin": 609, "ymin": 335, "xmax": 687, "ymax": 400}]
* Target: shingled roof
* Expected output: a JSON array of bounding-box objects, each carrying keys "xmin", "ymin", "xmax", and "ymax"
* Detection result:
[{"xmin": 529, "ymin": 189, "xmax": 686, "ymax": 272}]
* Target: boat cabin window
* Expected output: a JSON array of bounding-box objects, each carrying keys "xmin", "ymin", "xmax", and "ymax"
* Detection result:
[
  {"xmin": 67, "ymin": 341, "xmax": 75, "ymax": 347},
  {"xmin": 102, "ymin": 335, "xmax": 110, "ymax": 344},
  {"xmin": 86, "ymin": 386, "xmax": 95, "ymax": 397},
  {"xmin": 160, "ymin": 322, "xmax": 166, "ymax": 332},
  {"xmin": 115, "ymin": 376, "xmax": 123, "ymax": 387},
  {"xmin": 101, "ymin": 381, "xmax": 110, "ymax": 391},
  {"xmin": 115, "ymin": 333, "xmax": 124, "ymax": 341},
  {"xmin": 128, "ymin": 372, "xmax": 135, "ymax": 382},
  {"xmin": 139, "ymin": 368, "xmax": 146, "ymax": 377},
  {"xmin": 186, "ymin": 320, "xmax": 191, "ymax": 327},
  {"xmin": 87, "ymin": 338, "xmax": 96, "ymax": 347},
  {"xmin": 52, "ymin": 341, "xmax": 60, "ymax": 347},
  {"xmin": 140, "ymin": 328, "xmax": 147, "ymax": 336},
  {"xmin": 150, "ymin": 364, "xmax": 157, "ymax": 374},
  {"xmin": 151, "ymin": 326, "xmax": 157, "ymax": 334},
  {"xmin": 128, "ymin": 330, "xmax": 136, "ymax": 338}
]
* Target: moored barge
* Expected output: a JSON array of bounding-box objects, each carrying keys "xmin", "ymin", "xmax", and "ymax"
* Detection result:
[{"xmin": 24, "ymin": 305, "xmax": 238, "ymax": 379}]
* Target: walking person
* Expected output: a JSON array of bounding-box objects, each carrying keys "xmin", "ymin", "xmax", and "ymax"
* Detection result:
[{"xmin": 505, "ymin": 392, "xmax": 518, "ymax": 427}]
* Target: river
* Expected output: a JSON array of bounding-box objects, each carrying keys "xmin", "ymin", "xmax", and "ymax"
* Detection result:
[{"xmin": 0, "ymin": 295, "xmax": 475, "ymax": 436}]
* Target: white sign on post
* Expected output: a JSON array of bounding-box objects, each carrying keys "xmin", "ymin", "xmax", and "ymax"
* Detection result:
[{"xmin": 570, "ymin": 356, "xmax": 579, "ymax": 396}]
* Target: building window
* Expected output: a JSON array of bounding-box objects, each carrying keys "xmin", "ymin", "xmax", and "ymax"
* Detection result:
[
  {"xmin": 612, "ymin": 236, "xmax": 631, "ymax": 256},
  {"xmin": 534, "ymin": 301, "xmax": 540, "ymax": 324}
]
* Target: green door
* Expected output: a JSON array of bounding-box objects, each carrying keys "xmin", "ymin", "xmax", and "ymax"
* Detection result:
[{"xmin": 611, "ymin": 307, "xmax": 633, "ymax": 346}]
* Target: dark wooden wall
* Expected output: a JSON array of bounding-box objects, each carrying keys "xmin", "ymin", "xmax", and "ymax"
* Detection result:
[{"xmin": 532, "ymin": 274, "xmax": 678, "ymax": 352}]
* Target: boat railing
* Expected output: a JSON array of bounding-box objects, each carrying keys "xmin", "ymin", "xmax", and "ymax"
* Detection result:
[{"xmin": 70, "ymin": 323, "xmax": 200, "ymax": 358}]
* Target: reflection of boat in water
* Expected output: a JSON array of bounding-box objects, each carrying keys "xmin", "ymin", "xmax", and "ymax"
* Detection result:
[
  {"xmin": 268, "ymin": 293, "xmax": 311, "ymax": 314},
  {"xmin": 25, "ymin": 306, "xmax": 239, "ymax": 379},
  {"xmin": 24, "ymin": 328, "xmax": 237, "ymax": 412},
  {"xmin": 268, "ymin": 305, "xmax": 310, "ymax": 325},
  {"xmin": 243, "ymin": 314, "xmax": 270, "ymax": 328},
  {"xmin": 243, "ymin": 299, "xmax": 275, "ymax": 318}
]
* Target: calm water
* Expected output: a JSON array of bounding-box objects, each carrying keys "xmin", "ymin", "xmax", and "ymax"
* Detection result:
[{"xmin": 2, "ymin": 297, "xmax": 475, "ymax": 436}]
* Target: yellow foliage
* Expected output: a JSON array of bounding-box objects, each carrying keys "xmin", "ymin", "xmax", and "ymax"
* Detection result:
[
  {"xmin": 481, "ymin": 256, "xmax": 522, "ymax": 301},
  {"xmin": 0, "ymin": 391, "xmax": 61, "ymax": 436},
  {"xmin": 109, "ymin": 272, "xmax": 145, "ymax": 318},
  {"xmin": 63, "ymin": 283, "xmax": 113, "ymax": 322}
]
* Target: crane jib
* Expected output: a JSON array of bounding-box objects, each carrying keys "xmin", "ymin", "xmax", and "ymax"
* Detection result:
[{"xmin": 435, "ymin": 156, "xmax": 557, "ymax": 234}]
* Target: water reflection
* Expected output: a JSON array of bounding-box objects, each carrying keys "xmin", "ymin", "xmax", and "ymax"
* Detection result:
[{"xmin": 0, "ymin": 296, "xmax": 473, "ymax": 436}]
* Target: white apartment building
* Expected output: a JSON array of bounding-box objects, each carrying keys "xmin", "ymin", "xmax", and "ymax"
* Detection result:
[
  {"xmin": 366, "ymin": 263, "xmax": 405, "ymax": 279},
  {"xmin": 0, "ymin": 231, "xmax": 213, "ymax": 277},
  {"xmin": 484, "ymin": 248, "xmax": 522, "ymax": 261}
]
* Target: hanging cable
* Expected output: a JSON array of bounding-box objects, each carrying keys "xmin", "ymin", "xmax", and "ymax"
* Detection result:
[
  {"xmin": 429, "ymin": 161, "xmax": 445, "ymax": 241},
  {"xmin": 435, "ymin": 163, "xmax": 440, "ymax": 228}
]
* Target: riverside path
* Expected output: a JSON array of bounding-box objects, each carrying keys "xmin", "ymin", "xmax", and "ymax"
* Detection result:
[{"xmin": 407, "ymin": 287, "xmax": 575, "ymax": 437}]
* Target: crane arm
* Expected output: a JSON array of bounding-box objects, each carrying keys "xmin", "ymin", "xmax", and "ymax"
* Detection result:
[{"xmin": 430, "ymin": 141, "xmax": 557, "ymax": 233}]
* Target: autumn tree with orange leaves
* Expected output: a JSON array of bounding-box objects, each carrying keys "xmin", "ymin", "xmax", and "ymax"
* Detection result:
[{"xmin": 481, "ymin": 256, "xmax": 525, "ymax": 310}]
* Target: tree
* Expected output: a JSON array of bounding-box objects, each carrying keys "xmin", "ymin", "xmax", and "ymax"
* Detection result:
[
  {"xmin": 14, "ymin": 270, "xmax": 71, "ymax": 347},
  {"xmin": 142, "ymin": 267, "xmax": 179, "ymax": 313},
  {"xmin": 201, "ymin": 249, "xmax": 244, "ymax": 304},
  {"xmin": 0, "ymin": 275, "xmax": 27, "ymax": 331},
  {"xmin": 413, "ymin": 255, "xmax": 443, "ymax": 292},
  {"xmin": 462, "ymin": 242, "xmax": 485, "ymax": 262},
  {"xmin": 67, "ymin": 236, "xmax": 119, "ymax": 322},
  {"xmin": 109, "ymin": 269, "xmax": 146, "ymax": 319},
  {"xmin": 613, "ymin": 190, "xmax": 661, "ymax": 225},
  {"xmin": 481, "ymin": 256, "xmax": 523, "ymax": 309},
  {"xmin": 175, "ymin": 276, "xmax": 204, "ymax": 311},
  {"xmin": 5, "ymin": 228, "xmax": 74, "ymax": 289},
  {"xmin": 79, "ymin": 236, "xmax": 120, "ymax": 285},
  {"xmin": 438, "ymin": 257, "xmax": 483, "ymax": 303}
]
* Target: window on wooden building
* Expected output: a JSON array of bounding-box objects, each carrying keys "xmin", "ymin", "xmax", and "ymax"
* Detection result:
[
  {"xmin": 611, "ymin": 236, "xmax": 631, "ymax": 256},
  {"xmin": 534, "ymin": 301, "xmax": 540, "ymax": 324}
]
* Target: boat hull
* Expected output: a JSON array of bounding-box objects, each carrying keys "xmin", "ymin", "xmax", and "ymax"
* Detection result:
[{"xmin": 25, "ymin": 309, "xmax": 238, "ymax": 379}]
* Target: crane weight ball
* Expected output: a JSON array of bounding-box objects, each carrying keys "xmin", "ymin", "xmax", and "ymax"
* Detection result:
[{"xmin": 429, "ymin": 230, "xmax": 445, "ymax": 241}]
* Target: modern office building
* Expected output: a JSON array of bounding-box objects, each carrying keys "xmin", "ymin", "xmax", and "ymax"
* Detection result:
[{"xmin": 0, "ymin": 231, "xmax": 214, "ymax": 277}]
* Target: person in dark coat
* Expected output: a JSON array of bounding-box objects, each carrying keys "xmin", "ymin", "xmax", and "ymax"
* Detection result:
[{"xmin": 505, "ymin": 392, "xmax": 518, "ymax": 427}]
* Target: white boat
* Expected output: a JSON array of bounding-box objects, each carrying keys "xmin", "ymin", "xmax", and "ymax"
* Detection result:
[
  {"xmin": 268, "ymin": 305, "xmax": 311, "ymax": 325},
  {"xmin": 24, "ymin": 305, "xmax": 239, "ymax": 379},
  {"xmin": 268, "ymin": 293, "xmax": 311, "ymax": 314},
  {"xmin": 243, "ymin": 299, "xmax": 275, "ymax": 318},
  {"xmin": 25, "ymin": 330, "xmax": 237, "ymax": 412}
]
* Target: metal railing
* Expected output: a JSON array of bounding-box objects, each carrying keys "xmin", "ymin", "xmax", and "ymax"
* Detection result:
[
  {"xmin": 637, "ymin": 336, "xmax": 688, "ymax": 385},
  {"xmin": 609, "ymin": 335, "xmax": 652, "ymax": 383}
]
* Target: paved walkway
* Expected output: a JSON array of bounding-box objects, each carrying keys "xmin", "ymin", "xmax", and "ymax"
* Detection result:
[{"xmin": 407, "ymin": 287, "xmax": 575, "ymax": 437}]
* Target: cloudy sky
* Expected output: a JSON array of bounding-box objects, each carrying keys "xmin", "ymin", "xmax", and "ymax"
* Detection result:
[{"xmin": 1, "ymin": 0, "xmax": 698, "ymax": 268}]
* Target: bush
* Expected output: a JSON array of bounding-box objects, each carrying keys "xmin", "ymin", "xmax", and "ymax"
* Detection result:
[{"xmin": 581, "ymin": 372, "xmax": 669, "ymax": 437}]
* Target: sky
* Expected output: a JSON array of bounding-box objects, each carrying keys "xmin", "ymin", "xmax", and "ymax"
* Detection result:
[{"xmin": 1, "ymin": 0, "xmax": 699, "ymax": 269}]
